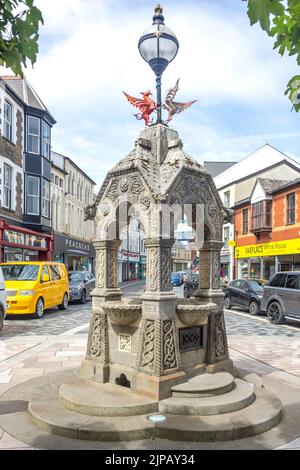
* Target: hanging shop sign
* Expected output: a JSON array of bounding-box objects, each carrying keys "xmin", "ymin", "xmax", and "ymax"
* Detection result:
[
  {"xmin": 235, "ymin": 238, "xmax": 300, "ymax": 259},
  {"xmin": 3, "ymin": 230, "xmax": 47, "ymax": 249}
]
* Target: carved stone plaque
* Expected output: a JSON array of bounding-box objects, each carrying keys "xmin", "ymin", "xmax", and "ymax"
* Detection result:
[
  {"xmin": 179, "ymin": 326, "xmax": 203, "ymax": 353},
  {"xmin": 119, "ymin": 334, "xmax": 131, "ymax": 353}
]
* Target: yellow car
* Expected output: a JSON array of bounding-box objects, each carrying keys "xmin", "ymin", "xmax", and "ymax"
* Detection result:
[{"xmin": 0, "ymin": 262, "xmax": 69, "ymax": 318}]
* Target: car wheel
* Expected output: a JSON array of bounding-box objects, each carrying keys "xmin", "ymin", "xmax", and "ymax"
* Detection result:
[
  {"xmin": 59, "ymin": 293, "xmax": 68, "ymax": 311},
  {"xmin": 224, "ymin": 296, "xmax": 232, "ymax": 310},
  {"xmin": 267, "ymin": 302, "xmax": 285, "ymax": 324},
  {"xmin": 0, "ymin": 311, "xmax": 4, "ymax": 332},
  {"xmin": 249, "ymin": 301, "xmax": 259, "ymax": 316},
  {"xmin": 35, "ymin": 298, "xmax": 44, "ymax": 319},
  {"xmin": 80, "ymin": 289, "xmax": 87, "ymax": 304}
]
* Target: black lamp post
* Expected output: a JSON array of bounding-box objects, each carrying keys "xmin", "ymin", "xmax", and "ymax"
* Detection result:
[{"xmin": 138, "ymin": 4, "xmax": 179, "ymax": 124}]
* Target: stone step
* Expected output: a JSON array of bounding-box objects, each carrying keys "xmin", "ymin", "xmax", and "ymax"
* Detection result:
[
  {"xmin": 171, "ymin": 372, "xmax": 234, "ymax": 398},
  {"xmin": 160, "ymin": 379, "xmax": 255, "ymax": 416},
  {"xmin": 59, "ymin": 380, "xmax": 158, "ymax": 417},
  {"xmin": 28, "ymin": 382, "xmax": 282, "ymax": 442},
  {"xmin": 157, "ymin": 387, "xmax": 282, "ymax": 442},
  {"xmin": 28, "ymin": 388, "xmax": 155, "ymax": 442}
]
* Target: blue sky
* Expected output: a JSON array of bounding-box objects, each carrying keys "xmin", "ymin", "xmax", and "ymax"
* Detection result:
[{"xmin": 18, "ymin": 0, "xmax": 300, "ymax": 187}]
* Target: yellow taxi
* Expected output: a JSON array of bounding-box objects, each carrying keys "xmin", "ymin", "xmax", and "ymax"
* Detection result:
[{"xmin": 0, "ymin": 262, "xmax": 69, "ymax": 318}]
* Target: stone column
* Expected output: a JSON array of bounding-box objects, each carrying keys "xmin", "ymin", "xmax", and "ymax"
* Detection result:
[
  {"xmin": 81, "ymin": 239, "xmax": 122, "ymax": 383},
  {"xmin": 134, "ymin": 238, "xmax": 183, "ymax": 400},
  {"xmin": 196, "ymin": 240, "xmax": 233, "ymax": 374}
]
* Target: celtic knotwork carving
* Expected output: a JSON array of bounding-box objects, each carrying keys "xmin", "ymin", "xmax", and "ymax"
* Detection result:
[
  {"xmin": 90, "ymin": 312, "xmax": 105, "ymax": 358},
  {"xmin": 148, "ymin": 248, "xmax": 159, "ymax": 291},
  {"xmin": 212, "ymin": 251, "xmax": 220, "ymax": 289},
  {"xmin": 161, "ymin": 248, "xmax": 171, "ymax": 291},
  {"xmin": 215, "ymin": 313, "xmax": 226, "ymax": 358},
  {"xmin": 176, "ymin": 181, "xmax": 185, "ymax": 197},
  {"xmin": 107, "ymin": 252, "xmax": 117, "ymax": 288},
  {"xmin": 179, "ymin": 326, "xmax": 203, "ymax": 352},
  {"xmin": 120, "ymin": 178, "xmax": 129, "ymax": 192},
  {"xmin": 199, "ymin": 250, "xmax": 210, "ymax": 289},
  {"xmin": 131, "ymin": 177, "xmax": 143, "ymax": 195},
  {"xmin": 140, "ymin": 195, "xmax": 151, "ymax": 210},
  {"xmin": 163, "ymin": 320, "xmax": 177, "ymax": 369},
  {"xmin": 208, "ymin": 202, "xmax": 217, "ymax": 217},
  {"xmin": 141, "ymin": 319, "xmax": 155, "ymax": 371},
  {"xmin": 170, "ymin": 195, "xmax": 180, "ymax": 205},
  {"xmin": 107, "ymin": 180, "xmax": 119, "ymax": 200},
  {"xmin": 96, "ymin": 249, "xmax": 104, "ymax": 289}
]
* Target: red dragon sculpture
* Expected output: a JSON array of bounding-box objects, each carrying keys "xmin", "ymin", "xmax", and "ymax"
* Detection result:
[{"xmin": 123, "ymin": 90, "xmax": 156, "ymax": 127}]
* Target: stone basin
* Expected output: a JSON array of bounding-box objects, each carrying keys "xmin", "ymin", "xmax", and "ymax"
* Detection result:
[
  {"xmin": 176, "ymin": 303, "xmax": 216, "ymax": 326},
  {"xmin": 102, "ymin": 302, "xmax": 142, "ymax": 326}
]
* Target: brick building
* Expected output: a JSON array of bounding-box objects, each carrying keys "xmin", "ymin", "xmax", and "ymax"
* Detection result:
[{"xmin": 234, "ymin": 177, "xmax": 300, "ymax": 280}]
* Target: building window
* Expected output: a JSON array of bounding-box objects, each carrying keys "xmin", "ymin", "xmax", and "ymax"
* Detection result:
[
  {"xmin": 51, "ymin": 174, "xmax": 54, "ymax": 183},
  {"xmin": 223, "ymin": 226, "xmax": 229, "ymax": 248},
  {"xmin": 287, "ymin": 193, "xmax": 295, "ymax": 225},
  {"xmin": 224, "ymin": 190, "xmax": 230, "ymax": 208},
  {"xmin": 27, "ymin": 116, "xmax": 40, "ymax": 154},
  {"xmin": 26, "ymin": 175, "xmax": 40, "ymax": 215},
  {"xmin": 3, "ymin": 164, "xmax": 12, "ymax": 209},
  {"xmin": 251, "ymin": 200, "xmax": 272, "ymax": 231},
  {"xmin": 243, "ymin": 208, "xmax": 249, "ymax": 234},
  {"xmin": 3, "ymin": 100, "xmax": 13, "ymax": 141},
  {"xmin": 42, "ymin": 179, "xmax": 50, "ymax": 218},
  {"xmin": 59, "ymin": 178, "xmax": 63, "ymax": 188},
  {"xmin": 55, "ymin": 175, "xmax": 59, "ymax": 185},
  {"xmin": 42, "ymin": 121, "xmax": 51, "ymax": 158}
]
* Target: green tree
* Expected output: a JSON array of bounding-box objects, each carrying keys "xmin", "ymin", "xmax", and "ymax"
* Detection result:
[
  {"xmin": 0, "ymin": 0, "xmax": 43, "ymax": 76},
  {"xmin": 244, "ymin": 0, "xmax": 300, "ymax": 111}
]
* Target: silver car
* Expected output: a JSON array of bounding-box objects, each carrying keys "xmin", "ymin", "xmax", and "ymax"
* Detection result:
[
  {"xmin": 261, "ymin": 271, "xmax": 300, "ymax": 324},
  {"xmin": 68, "ymin": 271, "xmax": 95, "ymax": 304}
]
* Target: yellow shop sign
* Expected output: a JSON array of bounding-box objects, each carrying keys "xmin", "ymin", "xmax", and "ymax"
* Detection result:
[{"xmin": 235, "ymin": 238, "xmax": 300, "ymax": 259}]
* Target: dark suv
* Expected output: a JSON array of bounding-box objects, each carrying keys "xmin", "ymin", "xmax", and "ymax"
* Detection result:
[
  {"xmin": 224, "ymin": 279, "xmax": 264, "ymax": 315},
  {"xmin": 261, "ymin": 271, "xmax": 300, "ymax": 324}
]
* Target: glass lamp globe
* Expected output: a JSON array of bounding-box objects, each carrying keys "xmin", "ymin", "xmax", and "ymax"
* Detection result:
[{"xmin": 138, "ymin": 4, "xmax": 179, "ymax": 76}]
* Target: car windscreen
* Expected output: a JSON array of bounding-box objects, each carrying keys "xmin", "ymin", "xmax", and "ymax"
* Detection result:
[
  {"xmin": 248, "ymin": 280, "xmax": 263, "ymax": 293},
  {"xmin": 1, "ymin": 264, "xmax": 39, "ymax": 281},
  {"xmin": 68, "ymin": 272, "xmax": 84, "ymax": 281}
]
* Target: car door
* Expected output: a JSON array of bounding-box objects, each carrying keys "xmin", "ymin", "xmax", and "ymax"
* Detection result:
[
  {"xmin": 282, "ymin": 273, "xmax": 300, "ymax": 318},
  {"xmin": 229, "ymin": 280, "xmax": 242, "ymax": 305},
  {"xmin": 39, "ymin": 265, "xmax": 52, "ymax": 308},
  {"xmin": 237, "ymin": 280, "xmax": 251, "ymax": 308},
  {"xmin": 49, "ymin": 264, "xmax": 61, "ymax": 305}
]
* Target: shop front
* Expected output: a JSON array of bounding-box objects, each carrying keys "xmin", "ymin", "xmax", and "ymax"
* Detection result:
[
  {"xmin": 235, "ymin": 238, "xmax": 300, "ymax": 280},
  {"xmin": 139, "ymin": 255, "xmax": 146, "ymax": 279},
  {"xmin": 120, "ymin": 251, "xmax": 141, "ymax": 281},
  {"xmin": 0, "ymin": 219, "xmax": 53, "ymax": 263},
  {"xmin": 53, "ymin": 234, "xmax": 95, "ymax": 273}
]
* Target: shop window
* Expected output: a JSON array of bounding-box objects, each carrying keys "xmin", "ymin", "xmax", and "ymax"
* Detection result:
[
  {"xmin": 251, "ymin": 200, "xmax": 272, "ymax": 231},
  {"xmin": 3, "ymin": 164, "xmax": 12, "ymax": 209},
  {"xmin": 3, "ymin": 100, "xmax": 13, "ymax": 141},
  {"xmin": 243, "ymin": 208, "xmax": 249, "ymax": 234},
  {"xmin": 42, "ymin": 179, "xmax": 50, "ymax": 218},
  {"xmin": 287, "ymin": 193, "xmax": 295, "ymax": 225},
  {"xmin": 27, "ymin": 116, "xmax": 40, "ymax": 154},
  {"xmin": 26, "ymin": 175, "xmax": 40, "ymax": 215}
]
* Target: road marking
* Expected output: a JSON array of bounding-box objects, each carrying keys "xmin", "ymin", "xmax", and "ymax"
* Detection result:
[{"xmin": 225, "ymin": 309, "xmax": 300, "ymax": 333}]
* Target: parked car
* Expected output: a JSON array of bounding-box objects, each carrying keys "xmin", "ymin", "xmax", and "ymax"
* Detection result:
[
  {"xmin": 184, "ymin": 272, "xmax": 199, "ymax": 298},
  {"xmin": 261, "ymin": 271, "xmax": 300, "ymax": 324},
  {"xmin": 0, "ymin": 267, "xmax": 7, "ymax": 332},
  {"xmin": 171, "ymin": 272, "xmax": 182, "ymax": 287},
  {"xmin": 68, "ymin": 271, "xmax": 95, "ymax": 304},
  {"xmin": 0, "ymin": 262, "xmax": 69, "ymax": 318},
  {"xmin": 224, "ymin": 278, "xmax": 264, "ymax": 315}
]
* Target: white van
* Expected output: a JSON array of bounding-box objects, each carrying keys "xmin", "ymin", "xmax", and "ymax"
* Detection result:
[{"xmin": 0, "ymin": 266, "xmax": 7, "ymax": 332}]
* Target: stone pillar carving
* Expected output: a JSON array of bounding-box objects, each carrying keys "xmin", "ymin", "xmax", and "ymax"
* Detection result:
[
  {"xmin": 143, "ymin": 237, "xmax": 174, "ymax": 297},
  {"xmin": 81, "ymin": 239, "xmax": 122, "ymax": 383},
  {"xmin": 196, "ymin": 240, "xmax": 232, "ymax": 373}
]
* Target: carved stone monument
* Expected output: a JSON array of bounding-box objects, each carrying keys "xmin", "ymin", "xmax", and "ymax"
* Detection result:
[{"xmin": 4, "ymin": 124, "xmax": 282, "ymax": 444}]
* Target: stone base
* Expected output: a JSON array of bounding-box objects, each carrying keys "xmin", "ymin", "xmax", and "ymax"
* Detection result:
[
  {"xmin": 133, "ymin": 370, "xmax": 186, "ymax": 400},
  {"xmin": 80, "ymin": 359, "xmax": 109, "ymax": 383},
  {"xmin": 206, "ymin": 358, "xmax": 234, "ymax": 375}
]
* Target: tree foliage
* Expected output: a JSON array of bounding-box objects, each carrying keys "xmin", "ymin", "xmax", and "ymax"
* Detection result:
[
  {"xmin": 244, "ymin": 0, "xmax": 300, "ymax": 111},
  {"xmin": 0, "ymin": 0, "xmax": 43, "ymax": 76}
]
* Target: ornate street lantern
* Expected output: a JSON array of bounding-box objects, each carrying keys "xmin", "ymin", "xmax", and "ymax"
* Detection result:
[{"xmin": 138, "ymin": 4, "xmax": 179, "ymax": 124}]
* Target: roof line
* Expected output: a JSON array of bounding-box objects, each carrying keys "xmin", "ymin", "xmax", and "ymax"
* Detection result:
[{"xmin": 51, "ymin": 151, "xmax": 96, "ymax": 185}]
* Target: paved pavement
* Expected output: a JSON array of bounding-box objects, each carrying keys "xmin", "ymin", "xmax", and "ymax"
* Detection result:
[{"xmin": 1, "ymin": 281, "xmax": 300, "ymax": 449}]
